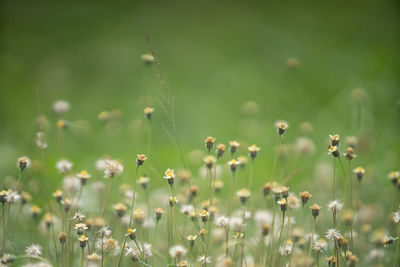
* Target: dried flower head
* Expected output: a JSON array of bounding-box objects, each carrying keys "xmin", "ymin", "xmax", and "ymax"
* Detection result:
[
  {"xmin": 311, "ymin": 203, "xmax": 321, "ymax": 218},
  {"xmin": 313, "ymin": 239, "xmax": 328, "ymax": 252},
  {"xmin": 113, "ymin": 202, "xmax": 127, "ymax": 217},
  {"xmin": 300, "ymin": 191, "xmax": 312, "ymax": 205},
  {"xmin": 392, "ymin": 210, "xmax": 400, "ymax": 224},
  {"xmin": 104, "ymin": 160, "xmax": 124, "ymax": 178},
  {"xmin": 205, "ymin": 136, "xmax": 216, "ymax": 151},
  {"xmin": 278, "ymin": 198, "xmax": 288, "ymax": 212},
  {"xmin": 388, "ymin": 171, "xmax": 400, "ymax": 184},
  {"xmin": 216, "ymin": 144, "xmax": 226, "ymax": 158},
  {"xmin": 56, "ymin": 159, "xmax": 73, "ymax": 174},
  {"xmin": 263, "ymin": 183, "xmax": 272, "ymax": 196}
]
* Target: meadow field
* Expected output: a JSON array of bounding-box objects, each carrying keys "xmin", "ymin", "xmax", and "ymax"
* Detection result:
[{"xmin": 0, "ymin": 1, "xmax": 399, "ymax": 266}]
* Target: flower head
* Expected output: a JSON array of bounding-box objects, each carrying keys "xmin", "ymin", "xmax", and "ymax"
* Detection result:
[
  {"xmin": 25, "ymin": 244, "xmax": 42, "ymax": 256},
  {"xmin": 169, "ymin": 245, "xmax": 187, "ymax": 259},
  {"xmin": 163, "ymin": 168, "xmax": 175, "ymax": 185},
  {"xmin": 328, "ymin": 145, "xmax": 340, "ymax": 157},
  {"xmin": 56, "ymin": 159, "xmax": 73, "ymax": 174},
  {"xmin": 328, "ymin": 200, "xmax": 343, "ymax": 214},
  {"xmin": 248, "ymin": 144, "xmax": 261, "ymax": 159},
  {"xmin": 229, "ymin": 141, "xmax": 240, "ymax": 154},
  {"xmin": 275, "ymin": 120, "xmax": 289, "ymax": 135},
  {"xmin": 104, "ymin": 160, "xmax": 124, "ymax": 178},
  {"xmin": 136, "ymin": 154, "xmax": 147, "ymax": 166},
  {"xmin": 144, "ymin": 107, "xmax": 154, "ymax": 119},
  {"xmin": 204, "ymin": 136, "xmax": 216, "ymax": 151},
  {"xmin": 227, "ymin": 159, "xmax": 240, "ymax": 172},
  {"xmin": 17, "ymin": 156, "xmax": 31, "ymax": 170},
  {"xmin": 52, "ymin": 100, "xmax": 70, "ymax": 114},
  {"xmin": 325, "ymin": 229, "xmax": 341, "ymax": 240},
  {"xmin": 329, "ymin": 134, "xmax": 340, "ymax": 146},
  {"xmin": 204, "ymin": 156, "xmax": 216, "ymax": 169},
  {"xmin": 141, "ymin": 53, "xmax": 154, "ymax": 64}
]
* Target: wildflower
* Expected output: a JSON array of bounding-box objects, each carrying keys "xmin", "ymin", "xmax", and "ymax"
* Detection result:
[
  {"xmin": 198, "ymin": 255, "xmax": 212, "ymax": 264},
  {"xmin": 30, "ymin": 204, "xmax": 42, "ymax": 218},
  {"xmin": 56, "ymin": 159, "xmax": 73, "ymax": 174},
  {"xmin": 98, "ymin": 111, "xmax": 111, "ymax": 122},
  {"xmin": 313, "ymin": 239, "xmax": 328, "ymax": 252},
  {"xmin": 299, "ymin": 191, "xmax": 312, "ymax": 205},
  {"xmin": 113, "ymin": 202, "xmax": 127, "ymax": 217},
  {"xmin": 125, "ymin": 245, "xmax": 141, "ymax": 262},
  {"xmin": 263, "ymin": 183, "xmax": 272, "ymax": 196},
  {"xmin": 382, "ymin": 235, "xmax": 395, "ymax": 247},
  {"xmin": 325, "ymin": 229, "xmax": 341, "ymax": 240},
  {"xmin": 311, "ymin": 203, "xmax": 321, "ymax": 218},
  {"xmin": 227, "ymin": 159, "xmax": 240, "ymax": 172},
  {"xmin": 57, "ymin": 119, "xmax": 69, "ymax": 130},
  {"xmin": 348, "ymin": 254, "xmax": 359, "ymax": 267},
  {"xmin": 72, "ymin": 211, "xmax": 86, "ymax": 222},
  {"xmin": 63, "ymin": 175, "xmax": 80, "ymax": 192},
  {"xmin": 254, "ymin": 210, "xmax": 272, "ymax": 226},
  {"xmin": 215, "ymin": 216, "xmax": 229, "ymax": 227},
  {"xmin": 169, "ymin": 245, "xmax": 187, "ymax": 259},
  {"xmin": 144, "ymin": 107, "xmax": 154, "ymax": 119},
  {"xmin": 287, "ymin": 194, "xmax": 300, "ymax": 210},
  {"xmin": 229, "ymin": 141, "xmax": 240, "ymax": 154},
  {"xmin": 78, "ymin": 235, "xmax": 88, "ymax": 247},
  {"xmin": 1, "ymin": 254, "xmax": 16, "ymax": 264},
  {"xmin": 134, "ymin": 209, "xmax": 144, "ymax": 225},
  {"xmin": 17, "ymin": 156, "xmax": 31, "ymax": 170},
  {"xmin": 281, "ymin": 186, "xmax": 289, "ymax": 199},
  {"xmin": 248, "ymin": 144, "xmax": 260, "ymax": 159},
  {"xmin": 328, "ymin": 145, "xmax": 340, "ymax": 158},
  {"xmin": 199, "ymin": 209, "xmax": 209, "ymax": 222},
  {"xmin": 237, "ymin": 188, "xmax": 250, "ymax": 204},
  {"xmin": 278, "ymin": 198, "xmax": 288, "ymax": 212},
  {"xmin": 392, "ymin": 210, "xmax": 400, "ymax": 224},
  {"xmin": 343, "ymin": 147, "xmax": 356, "ymax": 160},
  {"xmin": 178, "ymin": 260, "xmax": 188, "ymax": 267},
  {"xmin": 328, "ymin": 200, "xmax": 343, "ymax": 214},
  {"xmin": 53, "ymin": 190, "xmax": 63, "ymax": 202},
  {"xmin": 74, "ymin": 223, "xmax": 88, "ymax": 235},
  {"xmin": 205, "ymin": 136, "xmax": 216, "ymax": 152},
  {"xmin": 186, "ymin": 235, "xmax": 197, "ymax": 247},
  {"xmin": 329, "ymin": 134, "xmax": 340, "ymax": 146},
  {"xmin": 204, "ymin": 155, "xmax": 216, "ymax": 169},
  {"xmin": 262, "ymin": 224, "xmax": 271, "ymax": 236},
  {"xmin": 163, "ymin": 168, "xmax": 175, "ymax": 185},
  {"xmin": 104, "ymin": 160, "xmax": 124, "ymax": 178},
  {"xmin": 136, "ymin": 154, "xmax": 147, "ymax": 166},
  {"xmin": 273, "ymin": 187, "xmax": 282, "ymax": 200},
  {"xmin": 59, "ymin": 232, "xmax": 67, "ymax": 244},
  {"xmin": 279, "ymin": 239, "xmax": 293, "ymax": 256},
  {"xmin": 388, "ymin": 171, "xmax": 400, "ymax": 184},
  {"xmin": 52, "ymin": 100, "xmax": 70, "ymax": 114},
  {"xmin": 215, "ymin": 180, "xmax": 223, "ymax": 193},
  {"xmin": 216, "ymin": 144, "xmax": 226, "ymax": 158},
  {"xmin": 43, "ymin": 213, "xmax": 53, "ymax": 228},
  {"xmin": 327, "ymin": 256, "xmax": 336, "ymax": 266},
  {"xmin": 295, "ymin": 137, "xmax": 315, "ymax": 155},
  {"xmin": 97, "ymin": 226, "xmax": 112, "ymax": 237},
  {"xmin": 25, "ymin": 244, "xmax": 42, "ymax": 256},
  {"xmin": 76, "ymin": 170, "xmax": 91, "ymax": 185},
  {"xmin": 286, "ymin": 57, "xmax": 300, "ymax": 70},
  {"xmin": 6, "ymin": 191, "xmax": 20, "ymax": 204},
  {"xmin": 275, "ymin": 120, "xmax": 289, "ymax": 135},
  {"xmin": 61, "ymin": 198, "xmax": 72, "ymax": 212},
  {"xmin": 138, "ymin": 175, "xmax": 150, "ymax": 189},
  {"xmin": 155, "ymin": 208, "xmax": 164, "ymax": 221},
  {"xmin": 141, "ymin": 53, "xmax": 154, "ymax": 64}
]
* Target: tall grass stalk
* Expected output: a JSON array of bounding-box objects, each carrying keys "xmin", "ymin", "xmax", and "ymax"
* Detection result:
[
  {"xmin": 273, "ymin": 210, "xmax": 285, "ymax": 267},
  {"xmin": 271, "ymin": 135, "xmax": 282, "ymax": 181},
  {"xmin": 348, "ymin": 160, "xmax": 354, "ymax": 251}
]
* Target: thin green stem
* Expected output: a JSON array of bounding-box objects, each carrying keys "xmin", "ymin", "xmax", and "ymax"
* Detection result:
[
  {"xmin": 80, "ymin": 247, "xmax": 84, "ymax": 267},
  {"xmin": 394, "ymin": 231, "xmax": 400, "ymax": 267},
  {"xmin": 271, "ymin": 135, "xmax": 282, "ymax": 181},
  {"xmin": 306, "ymin": 217, "xmax": 316, "ymax": 267},
  {"xmin": 348, "ymin": 160, "xmax": 354, "ymax": 251},
  {"xmin": 2, "ymin": 203, "xmax": 6, "ymax": 253},
  {"xmin": 273, "ymin": 211, "xmax": 285, "ymax": 267}
]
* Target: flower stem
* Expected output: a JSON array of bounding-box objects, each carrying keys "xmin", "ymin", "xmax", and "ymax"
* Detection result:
[
  {"xmin": 80, "ymin": 247, "xmax": 84, "ymax": 267},
  {"xmin": 273, "ymin": 211, "xmax": 285, "ymax": 267}
]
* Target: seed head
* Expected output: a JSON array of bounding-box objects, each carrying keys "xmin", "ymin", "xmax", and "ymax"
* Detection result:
[
  {"xmin": 329, "ymin": 134, "xmax": 340, "ymax": 146},
  {"xmin": 104, "ymin": 160, "xmax": 124, "ymax": 178},
  {"xmin": 343, "ymin": 147, "xmax": 356, "ymax": 160},
  {"xmin": 59, "ymin": 232, "xmax": 67, "ymax": 244},
  {"xmin": 204, "ymin": 155, "xmax": 216, "ymax": 169},
  {"xmin": 237, "ymin": 188, "xmax": 251, "ymax": 204},
  {"xmin": 310, "ymin": 203, "xmax": 321, "ymax": 218}
]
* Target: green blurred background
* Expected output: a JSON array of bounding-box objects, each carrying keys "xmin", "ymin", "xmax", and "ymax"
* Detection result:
[{"xmin": 0, "ymin": 0, "xmax": 399, "ymax": 228}]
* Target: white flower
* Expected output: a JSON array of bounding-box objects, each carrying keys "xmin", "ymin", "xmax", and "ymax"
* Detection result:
[
  {"xmin": 169, "ymin": 245, "xmax": 187, "ymax": 259},
  {"xmin": 95, "ymin": 158, "xmax": 108, "ymax": 171},
  {"xmin": 325, "ymin": 229, "xmax": 341, "ymax": 240},
  {"xmin": 25, "ymin": 244, "xmax": 42, "ymax": 256},
  {"xmin": 215, "ymin": 216, "xmax": 229, "ymax": 227},
  {"xmin": 287, "ymin": 194, "xmax": 300, "ymax": 210},
  {"xmin": 17, "ymin": 156, "xmax": 31, "ymax": 170},
  {"xmin": 104, "ymin": 160, "xmax": 124, "ymax": 178},
  {"xmin": 327, "ymin": 200, "xmax": 343, "ymax": 214},
  {"xmin": 279, "ymin": 242, "xmax": 293, "ymax": 256},
  {"xmin": 392, "ymin": 211, "xmax": 400, "ymax": 224},
  {"xmin": 52, "ymin": 100, "xmax": 70, "ymax": 114},
  {"xmin": 124, "ymin": 242, "xmax": 152, "ymax": 260},
  {"xmin": 97, "ymin": 226, "xmax": 112, "ymax": 237},
  {"xmin": 6, "ymin": 191, "xmax": 20, "ymax": 204},
  {"xmin": 198, "ymin": 255, "xmax": 212, "ymax": 264},
  {"xmin": 313, "ymin": 239, "xmax": 328, "ymax": 252},
  {"xmin": 125, "ymin": 245, "xmax": 141, "ymax": 261},
  {"xmin": 163, "ymin": 168, "xmax": 175, "ymax": 180},
  {"xmin": 56, "ymin": 159, "xmax": 73, "ymax": 174}
]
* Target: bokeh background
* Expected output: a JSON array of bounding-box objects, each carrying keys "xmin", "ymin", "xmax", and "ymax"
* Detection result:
[{"xmin": 0, "ymin": 0, "xmax": 400, "ymax": 259}]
